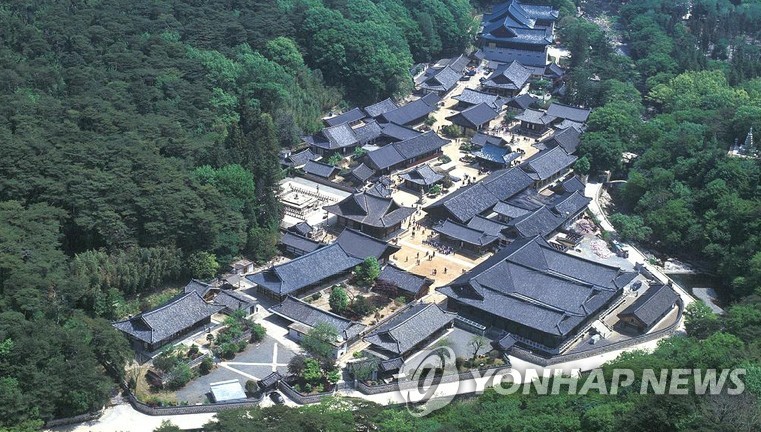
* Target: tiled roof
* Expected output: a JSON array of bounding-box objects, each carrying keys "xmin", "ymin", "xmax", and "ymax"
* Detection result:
[
  {"xmin": 471, "ymin": 132, "xmax": 508, "ymax": 148},
  {"xmin": 247, "ymin": 244, "xmax": 362, "ymax": 296},
  {"xmin": 364, "ymin": 98, "xmax": 399, "ymax": 118},
  {"xmin": 113, "ymin": 292, "xmax": 223, "ymax": 344},
  {"xmin": 305, "ymin": 123, "xmax": 358, "ymax": 150},
  {"xmin": 213, "ymin": 290, "xmax": 257, "ymax": 312},
  {"xmin": 545, "ymin": 62, "xmax": 564, "ymax": 78},
  {"xmin": 439, "ymin": 236, "xmax": 636, "ymax": 337},
  {"xmin": 380, "ymin": 123, "xmax": 422, "ymax": 142},
  {"xmin": 560, "ymin": 176, "xmax": 585, "ymax": 194},
  {"xmin": 483, "ymin": 61, "xmax": 532, "ymax": 91},
  {"xmin": 380, "ymin": 93, "xmax": 440, "ymax": 126},
  {"xmin": 546, "ymin": 103, "xmax": 591, "ymax": 123},
  {"xmin": 303, "ymin": 160, "xmax": 339, "ymax": 178},
  {"xmin": 269, "ymin": 295, "xmax": 366, "ymax": 341},
  {"xmin": 515, "ymin": 108, "xmax": 556, "ymax": 125},
  {"xmin": 288, "ymin": 221, "xmax": 314, "ymax": 237},
  {"xmin": 350, "ymin": 163, "xmax": 375, "ymax": 183},
  {"xmin": 366, "ymin": 131, "xmax": 448, "ymax": 171},
  {"xmin": 258, "ymin": 372, "xmax": 283, "ymax": 388},
  {"xmin": 446, "ymin": 103, "xmax": 499, "ymax": 129},
  {"xmin": 400, "ymin": 164, "xmax": 445, "ymax": 186},
  {"xmin": 466, "ymin": 215, "xmax": 510, "ymax": 238},
  {"xmin": 494, "ymin": 333, "xmax": 517, "ymax": 350},
  {"xmin": 364, "ymin": 302, "xmax": 455, "ymax": 356},
  {"xmin": 472, "ymin": 143, "xmax": 521, "ymax": 166},
  {"xmin": 287, "ymin": 148, "xmax": 320, "ymax": 167},
  {"xmin": 324, "ymin": 107, "xmax": 366, "ymax": 126},
  {"xmin": 280, "ymin": 231, "xmax": 322, "ymax": 254},
  {"xmin": 379, "ymin": 356, "xmax": 404, "ymax": 372},
  {"xmin": 447, "ymin": 54, "xmax": 470, "ymax": 73},
  {"xmin": 184, "ymin": 279, "xmax": 213, "ymax": 297},
  {"xmin": 556, "ymin": 119, "xmax": 585, "ymax": 132},
  {"xmin": 544, "ymin": 127, "xmax": 581, "ymax": 154},
  {"xmin": 324, "ymin": 192, "xmax": 415, "ymax": 229},
  {"xmin": 335, "ymin": 227, "xmax": 400, "ymax": 259},
  {"xmin": 552, "ymin": 191, "xmax": 591, "ymax": 218},
  {"xmin": 454, "ymin": 89, "xmax": 507, "ymax": 110},
  {"xmin": 520, "ymin": 146, "xmax": 577, "ymax": 181},
  {"xmin": 433, "ymin": 219, "xmax": 500, "ymax": 247},
  {"xmin": 618, "ymin": 283, "xmax": 679, "ymax": 327},
  {"xmin": 378, "ymin": 264, "xmax": 431, "ymax": 295},
  {"xmin": 506, "ymin": 93, "xmax": 538, "ymax": 110},
  {"xmin": 366, "ymin": 182, "xmax": 393, "ymax": 198},
  {"xmin": 424, "ymin": 167, "xmax": 534, "ymax": 223},
  {"xmin": 419, "ymin": 66, "xmax": 461, "ymax": 94},
  {"xmin": 481, "ymin": 1, "xmax": 557, "ymax": 49},
  {"xmin": 355, "ymin": 120, "xmax": 383, "ymax": 145},
  {"xmin": 506, "ymin": 206, "xmax": 566, "ymax": 237}
]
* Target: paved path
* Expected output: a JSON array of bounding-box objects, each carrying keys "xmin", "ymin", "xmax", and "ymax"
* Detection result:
[{"xmin": 584, "ymin": 182, "xmax": 694, "ymax": 313}]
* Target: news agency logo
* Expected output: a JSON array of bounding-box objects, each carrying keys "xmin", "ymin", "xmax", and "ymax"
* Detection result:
[
  {"xmin": 397, "ymin": 350, "xmax": 747, "ymax": 417},
  {"xmin": 398, "ymin": 346, "xmax": 460, "ymax": 417}
]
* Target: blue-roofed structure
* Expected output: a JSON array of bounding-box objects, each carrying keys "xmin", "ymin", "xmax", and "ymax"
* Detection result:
[{"xmin": 472, "ymin": 143, "xmax": 521, "ymax": 169}]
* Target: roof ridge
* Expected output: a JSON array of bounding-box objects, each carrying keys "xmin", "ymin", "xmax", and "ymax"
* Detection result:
[
  {"xmin": 386, "ymin": 302, "xmax": 433, "ymax": 333},
  {"xmin": 283, "ymin": 295, "xmax": 357, "ymax": 324},
  {"xmin": 142, "ymin": 291, "xmax": 198, "ymax": 318}
]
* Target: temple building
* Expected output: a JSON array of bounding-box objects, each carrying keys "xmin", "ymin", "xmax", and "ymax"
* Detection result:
[{"xmin": 478, "ymin": 0, "xmax": 559, "ymax": 66}]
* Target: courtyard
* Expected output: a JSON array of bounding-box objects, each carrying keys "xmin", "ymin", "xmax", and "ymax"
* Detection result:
[{"xmin": 174, "ymin": 334, "xmax": 298, "ymax": 405}]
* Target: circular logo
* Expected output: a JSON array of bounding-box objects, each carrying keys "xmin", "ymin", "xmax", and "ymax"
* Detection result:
[{"xmin": 398, "ymin": 346, "xmax": 458, "ymax": 417}]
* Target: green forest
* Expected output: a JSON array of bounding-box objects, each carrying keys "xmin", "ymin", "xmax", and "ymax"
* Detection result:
[
  {"xmin": 0, "ymin": 0, "xmax": 472, "ymax": 429},
  {"xmin": 3, "ymin": 0, "xmax": 761, "ymax": 429}
]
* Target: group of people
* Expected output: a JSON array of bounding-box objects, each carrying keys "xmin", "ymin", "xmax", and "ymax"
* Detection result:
[{"xmin": 423, "ymin": 238, "xmax": 454, "ymax": 255}]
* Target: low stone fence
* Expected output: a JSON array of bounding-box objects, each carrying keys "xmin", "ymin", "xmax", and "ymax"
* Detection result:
[
  {"xmin": 355, "ymin": 366, "xmax": 506, "ymax": 395},
  {"xmin": 126, "ymin": 392, "xmax": 263, "ymax": 416},
  {"xmin": 277, "ymin": 381, "xmax": 334, "ymax": 405}
]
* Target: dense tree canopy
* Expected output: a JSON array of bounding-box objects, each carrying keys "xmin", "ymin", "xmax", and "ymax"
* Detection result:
[{"xmin": 0, "ymin": 0, "xmax": 475, "ymax": 427}]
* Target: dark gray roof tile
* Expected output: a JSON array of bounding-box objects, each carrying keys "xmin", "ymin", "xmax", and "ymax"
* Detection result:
[
  {"xmin": 324, "ymin": 192, "xmax": 416, "ymax": 229},
  {"xmin": 364, "ymin": 302, "xmax": 455, "ymax": 356},
  {"xmin": 378, "ymin": 264, "xmax": 431, "ymax": 295},
  {"xmin": 618, "ymin": 283, "xmax": 679, "ymax": 327},
  {"xmin": 364, "ymin": 98, "xmax": 399, "ymax": 118},
  {"xmin": 520, "ymin": 146, "xmax": 577, "ymax": 181},
  {"xmin": 439, "ymin": 236, "xmax": 635, "ymax": 337},
  {"xmin": 303, "ymin": 160, "xmax": 339, "ymax": 178},
  {"xmin": 280, "ymin": 231, "xmax": 323, "ymax": 253},
  {"xmin": 446, "ymin": 103, "xmax": 499, "ymax": 129},
  {"xmin": 270, "ymin": 295, "xmax": 366, "ymax": 341},
  {"xmin": 113, "ymin": 292, "xmax": 223, "ymax": 344},
  {"xmin": 400, "ymin": 164, "xmax": 445, "ymax": 186},
  {"xmin": 324, "ymin": 107, "xmax": 366, "ymax": 126},
  {"xmin": 546, "ymin": 103, "xmax": 591, "ymax": 123}
]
